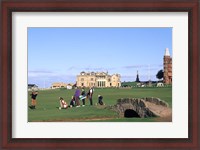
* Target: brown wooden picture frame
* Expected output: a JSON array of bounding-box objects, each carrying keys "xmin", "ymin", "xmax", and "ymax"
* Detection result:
[{"xmin": 1, "ymin": 0, "xmax": 199, "ymax": 149}]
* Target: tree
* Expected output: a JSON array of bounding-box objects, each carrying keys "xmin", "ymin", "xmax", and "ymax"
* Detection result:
[{"xmin": 156, "ymin": 70, "xmax": 163, "ymax": 80}]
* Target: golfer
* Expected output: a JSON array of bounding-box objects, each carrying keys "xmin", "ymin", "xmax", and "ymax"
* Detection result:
[
  {"xmin": 29, "ymin": 91, "xmax": 38, "ymax": 109},
  {"xmin": 74, "ymin": 87, "xmax": 81, "ymax": 107},
  {"xmin": 88, "ymin": 87, "xmax": 94, "ymax": 105}
]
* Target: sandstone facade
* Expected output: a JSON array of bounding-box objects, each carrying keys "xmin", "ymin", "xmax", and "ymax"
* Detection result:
[{"xmin": 76, "ymin": 71, "xmax": 121, "ymax": 88}]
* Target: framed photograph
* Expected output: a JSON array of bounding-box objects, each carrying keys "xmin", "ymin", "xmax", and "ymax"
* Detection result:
[{"xmin": 1, "ymin": 0, "xmax": 199, "ymax": 149}]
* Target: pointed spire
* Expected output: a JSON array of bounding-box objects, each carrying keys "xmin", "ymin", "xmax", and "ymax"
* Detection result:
[
  {"xmin": 136, "ymin": 70, "xmax": 140, "ymax": 82},
  {"xmin": 165, "ymin": 48, "xmax": 170, "ymax": 56}
]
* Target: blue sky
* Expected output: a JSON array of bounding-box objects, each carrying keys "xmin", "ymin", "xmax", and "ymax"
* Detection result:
[{"xmin": 28, "ymin": 27, "xmax": 172, "ymax": 88}]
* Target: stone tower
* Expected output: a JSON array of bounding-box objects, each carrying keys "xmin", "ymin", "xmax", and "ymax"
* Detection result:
[{"xmin": 163, "ymin": 48, "xmax": 172, "ymax": 84}]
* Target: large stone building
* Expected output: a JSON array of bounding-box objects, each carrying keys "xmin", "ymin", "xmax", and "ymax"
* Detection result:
[
  {"xmin": 163, "ymin": 48, "xmax": 172, "ymax": 84},
  {"xmin": 76, "ymin": 71, "xmax": 121, "ymax": 88}
]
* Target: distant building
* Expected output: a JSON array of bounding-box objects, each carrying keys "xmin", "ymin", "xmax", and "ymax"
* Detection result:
[
  {"xmin": 28, "ymin": 84, "xmax": 38, "ymax": 91},
  {"xmin": 135, "ymin": 70, "xmax": 140, "ymax": 82},
  {"xmin": 66, "ymin": 84, "xmax": 73, "ymax": 89},
  {"xmin": 163, "ymin": 48, "xmax": 172, "ymax": 84},
  {"xmin": 157, "ymin": 82, "xmax": 164, "ymax": 87},
  {"xmin": 51, "ymin": 82, "xmax": 67, "ymax": 89},
  {"xmin": 76, "ymin": 71, "xmax": 121, "ymax": 88}
]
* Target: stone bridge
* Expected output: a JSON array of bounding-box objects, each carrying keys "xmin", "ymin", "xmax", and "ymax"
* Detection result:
[{"xmin": 109, "ymin": 97, "xmax": 171, "ymax": 118}]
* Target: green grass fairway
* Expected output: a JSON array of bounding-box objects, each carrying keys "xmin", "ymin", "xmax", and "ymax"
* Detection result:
[{"xmin": 28, "ymin": 87, "xmax": 172, "ymax": 122}]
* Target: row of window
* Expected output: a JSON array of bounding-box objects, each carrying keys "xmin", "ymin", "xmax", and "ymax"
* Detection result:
[
  {"xmin": 81, "ymin": 83, "xmax": 95, "ymax": 86},
  {"xmin": 80, "ymin": 82, "xmax": 121, "ymax": 87},
  {"xmin": 81, "ymin": 78, "xmax": 94, "ymax": 81},
  {"xmin": 80, "ymin": 78, "xmax": 118, "ymax": 82},
  {"xmin": 97, "ymin": 81, "xmax": 106, "ymax": 87}
]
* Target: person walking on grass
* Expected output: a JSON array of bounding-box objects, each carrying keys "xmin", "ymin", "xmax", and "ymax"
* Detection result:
[
  {"xmin": 74, "ymin": 87, "xmax": 81, "ymax": 107},
  {"xmin": 80, "ymin": 88, "xmax": 86, "ymax": 106},
  {"xmin": 29, "ymin": 90, "xmax": 38, "ymax": 109},
  {"xmin": 88, "ymin": 86, "xmax": 94, "ymax": 106}
]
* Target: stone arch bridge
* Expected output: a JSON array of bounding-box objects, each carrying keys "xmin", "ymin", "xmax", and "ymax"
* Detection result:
[{"xmin": 109, "ymin": 97, "xmax": 171, "ymax": 118}]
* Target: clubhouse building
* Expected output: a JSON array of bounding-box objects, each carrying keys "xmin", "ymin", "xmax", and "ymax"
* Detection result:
[{"xmin": 76, "ymin": 71, "xmax": 121, "ymax": 88}]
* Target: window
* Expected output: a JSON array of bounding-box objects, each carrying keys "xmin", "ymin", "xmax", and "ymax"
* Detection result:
[
  {"xmin": 81, "ymin": 78, "xmax": 84, "ymax": 81},
  {"xmin": 91, "ymin": 78, "xmax": 93, "ymax": 81}
]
